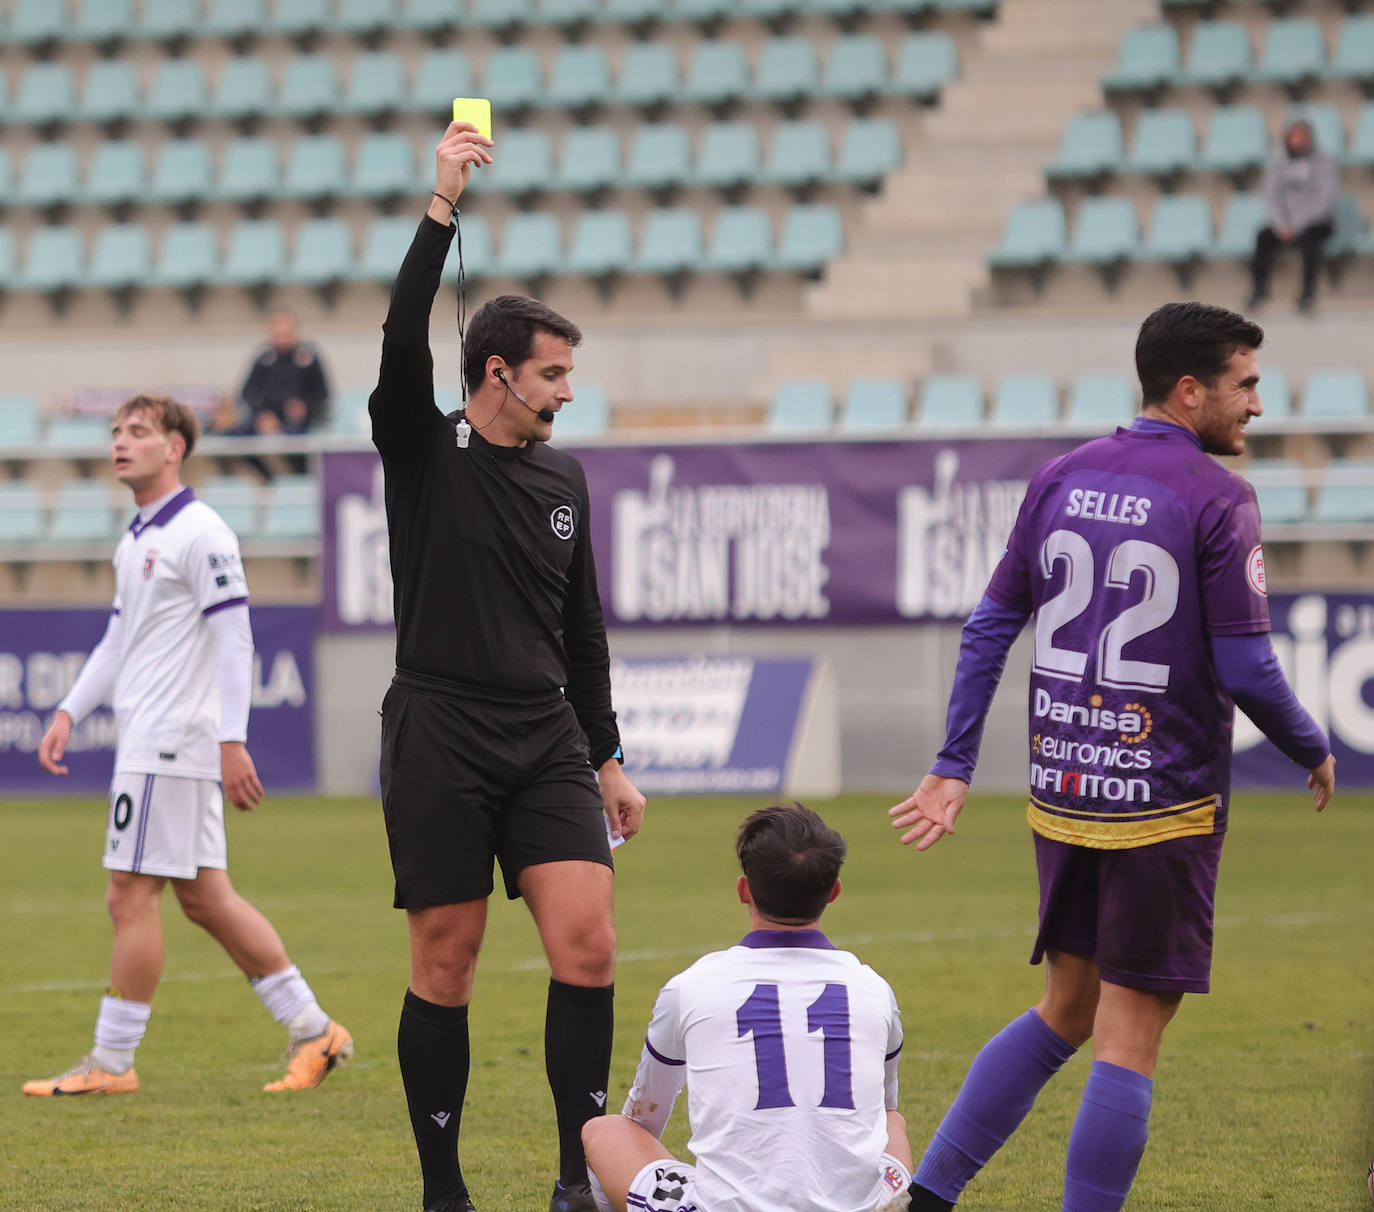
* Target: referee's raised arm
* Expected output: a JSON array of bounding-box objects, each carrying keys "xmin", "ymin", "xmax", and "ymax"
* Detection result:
[{"xmin": 369, "ymin": 122, "xmax": 493, "ymax": 456}]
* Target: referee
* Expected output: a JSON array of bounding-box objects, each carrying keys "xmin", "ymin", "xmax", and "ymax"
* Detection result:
[{"xmin": 370, "ymin": 122, "xmax": 646, "ymax": 1212}]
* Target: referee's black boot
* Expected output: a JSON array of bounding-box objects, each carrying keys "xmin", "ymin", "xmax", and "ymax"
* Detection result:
[
  {"xmin": 548, "ymin": 1179, "xmax": 597, "ymax": 1212},
  {"xmin": 424, "ymin": 1193, "xmax": 476, "ymax": 1212}
]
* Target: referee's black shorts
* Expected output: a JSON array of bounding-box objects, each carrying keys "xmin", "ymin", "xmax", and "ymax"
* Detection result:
[{"xmin": 379, "ymin": 670, "xmax": 611, "ymax": 909}]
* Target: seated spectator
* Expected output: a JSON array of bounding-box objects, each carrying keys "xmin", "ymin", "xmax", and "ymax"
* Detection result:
[{"xmin": 1248, "ymin": 117, "xmax": 1338, "ymax": 313}]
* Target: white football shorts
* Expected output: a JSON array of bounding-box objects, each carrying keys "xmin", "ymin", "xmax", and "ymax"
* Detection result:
[
  {"xmin": 625, "ymin": 1154, "xmax": 912, "ymax": 1212},
  {"xmin": 103, "ymin": 774, "xmax": 227, "ymax": 879}
]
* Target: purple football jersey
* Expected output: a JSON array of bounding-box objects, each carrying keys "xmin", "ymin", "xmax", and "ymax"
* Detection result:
[{"xmin": 985, "ymin": 421, "xmax": 1269, "ymax": 848}]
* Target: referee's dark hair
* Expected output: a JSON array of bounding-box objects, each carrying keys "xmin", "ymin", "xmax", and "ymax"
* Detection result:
[
  {"xmin": 1135, "ymin": 301, "xmax": 1264, "ymax": 407},
  {"xmin": 736, "ymin": 802, "xmax": 847, "ymax": 924},
  {"xmin": 462, "ymin": 294, "xmax": 583, "ymax": 394},
  {"xmin": 114, "ymin": 394, "xmax": 200, "ymax": 461}
]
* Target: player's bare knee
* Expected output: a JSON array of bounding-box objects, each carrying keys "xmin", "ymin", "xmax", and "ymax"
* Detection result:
[{"xmin": 106, "ymin": 875, "xmax": 161, "ymax": 925}]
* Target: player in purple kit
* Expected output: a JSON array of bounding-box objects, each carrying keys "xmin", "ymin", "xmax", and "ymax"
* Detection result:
[{"xmin": 890, "ymin": 302, "xmax": 1336, "ymax": 1212}]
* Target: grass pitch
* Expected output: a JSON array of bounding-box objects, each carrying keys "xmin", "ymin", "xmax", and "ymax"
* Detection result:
[{"xmin": 1, "ymin": 791, "xmax": 1371, "ymax": 1211}]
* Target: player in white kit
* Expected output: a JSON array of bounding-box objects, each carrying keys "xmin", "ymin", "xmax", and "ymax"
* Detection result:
[
  {"xmin": 583, "ymin": 803, "xmax": 913, "ymax": 1212},
  {"xmin": 24, "ymin": 395, "xmax": 352, "ymax": 1097}
]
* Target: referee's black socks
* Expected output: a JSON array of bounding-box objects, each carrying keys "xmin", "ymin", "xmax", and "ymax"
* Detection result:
[
  {"xmin": 545, "ymin": 978, "xmax": 615, "ymax": 1187},
  {"xmin": 399, "ymin": 990, "xmax": 471, "ymax": 1208}
]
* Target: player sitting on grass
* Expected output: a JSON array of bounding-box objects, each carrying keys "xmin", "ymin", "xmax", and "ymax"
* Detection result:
[{"xmin": 583, "ymin": 803, "xmax": 912, "ymax": 1212}]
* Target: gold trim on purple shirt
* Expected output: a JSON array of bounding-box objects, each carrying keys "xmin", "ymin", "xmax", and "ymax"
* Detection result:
[{"xmin": 1027, "ymin": 793, "xmax": 1219, "ymax": 849}]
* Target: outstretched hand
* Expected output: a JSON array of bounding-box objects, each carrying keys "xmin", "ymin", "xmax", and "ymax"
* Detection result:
[
  {"xmin": 1307, "ymin": 753, "xmax": 1335, "ymax": 813},
  {"xmin": 434, "ymin": 121, "xmax": 494, "ymax": 208},
  {"xmin": 889, "ymin": 773, "xmax": 968, "ymax": 851}
]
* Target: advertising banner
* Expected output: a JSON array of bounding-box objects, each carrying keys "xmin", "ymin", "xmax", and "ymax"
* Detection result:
[{"xmin": 0, "ymin": 606, "xmax": 317, "ymax": 794}]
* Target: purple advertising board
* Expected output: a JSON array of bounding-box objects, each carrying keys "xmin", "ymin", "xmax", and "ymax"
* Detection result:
[
  {"xmin": 322, "ymin": 438, "xmax": 1080, "ymax": 631},
  {"xmin": 0, "ymin": 606, "xmax": 317, "ymax": 794}
]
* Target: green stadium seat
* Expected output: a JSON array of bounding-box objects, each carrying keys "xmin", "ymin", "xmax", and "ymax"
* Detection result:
[
  {"xmin": 400, "ymin": 0, "xmax": 462, "ymax": 31},
  {"xmin": 1067, "ymin": 373, "xmax": 1135, "ymax": 426},
  {"xmin": 343, "ymin": 51, "xmax": 408, "ymax": 117},
  {"xmin": 626, "ymin": 124, "xmax": 692, "ymax": 191},
  {"xmin": 279, "ymin": 54, "xmax": 340, "ymax": 121},
  {"xmin": 441, "ymin": 214, "xmax": 495, "ymax": 280},
  {"xmin": 328, "ymin": 388, "xmax": 372, "ymax": 437},
  {"xmin": 282, "ymin": 135, "xmax": 347, "ymax": 201},
  {"xmin": 496, "ymin": 214, "xmax": 563, "ymax": 279},
  {"xmin": 1304, "ymin": 104, "xmax": 1345, "ymax": 158},
  {"xmin": 0, "ymin": 396, "xmax": 42, "ymax": 447},
  {"xmin": 633, "ymin": 208, "xmax": 703, "ymax": 275},
  {"xmin": 1258, "ymin": 368, "xmax": 1291, "ymax": 418},
  {"xmin": 684, "ymin": 42, "xmax": 750, "ymax": 107},
  {"xmin": 144, "ymin": 60, "xmax": 210, "ymax": 124},
  {"xmin": 1313, "ymin": 463, "xmax": 1374, "ymax": 524},
  {"xmin": 891, "ymin": 32, "xmax": 958, "ymax": 101},
  {"xmin": 741, "ymin": 0, "xmax": 804, "ymax": 19},
  {"xmin": 1126, "ymin": 109, "xmax": 1195, "ymax": 179},
  {"xmin": 602, "ymin": 0, "xmax": 661, "ymax": 23},
  {"xmin": 0, "ymin": 228, "xmax": 15, "ymax": 290},
  {"xmin": 1328, "ymin": 192, "xmax": 1364, "ymax": 257},
  {"xmin": 698, "ymin": 121, "xmax": 761, "ymax": 191},
  {"xmin": 557, "ymin": 127, "xmax": 622, "ymax": 194},
  {"xmin": 352, "ymin": 132, "xmax": 417, "ymax": 199},
  {"xmin": 987, "ymin": 198, "xmax": 1067, "ymax": 269},
  {"xmin": 263, "ymin": 476, "xmax": 319, "ymax": 539},
  {"xmin": 359, "ymin": 216, "xmax": 418, "ymax": 281},
  {"xmin": 761, "ymin": 120, "xmax": 832, "ymax": 188},
  {"xmin": 818, "ymin": 35, "xmax": 889, "ymax": 102},
  {"xmin": 704, "ymin": 206, "xmax": 773, "ymax": 274},
  {"xmin": 991, "ymin": 374, "xmax": 1058, "ymax": 426},
  {"xmin": 412, "ymin": 49, "xmax": 479, "ymax": 114},
  {"xmin": 1349, "ymin": 102, "xmax": 1374, "ymax": 167},
  {"xmin": 47, "ymin": 418, "xmax": 114, "ymax": 450},
  {"xmin": 222, "ymin": 219, "xmax": 287, "ymax": 286},
  {"xmin": 209, "ymin": 57, "xmax": 274, "ymax": 122},
  {"xmin": 477, "ymin": 128, "xmax": 554, "ymax": 195},
  {"xmin": 6, "ymin": 0, "xmax": 71, "ymax": 46},
  {"xmin": 0, "ymin": 481, "xmax": 43, "ymax": 542},
  {"xmin": 0, "ymin": 147, "xmax": 9, "ymax": 198},
  {"xmin": 1139, "ymin": 194, "xmax": 1212, "ymax": 263},
  {"xmin": 555, "ymin": 383, "xmax": 610, "ymax": 439},
  {"xmin": 937, "ymin": 0, "xmax": 996, "ymax": 14},
  {"xmin": 1064, "ymin": 197, "xmax": 1139, "ymax": 266},
  {"xmin": 774, "ymin": 203, "xmax": 844, "ymax": 273},
  {"xmin": 810, "ymin": 0, "xmax": 871, "ymax": 17},
  {"xmin": 1330, "ymin": 16, "xmax": 1374, "ymax": 84},
  {"xmin": 752, "ymin": 37, "xmax": 820, "ymax": 106},
  {"xmin": 540, "ymin": 0, "xmax": 602, "ymax": 26},
  {"xmin": 835, "ymin": 116, "xmax": 902, "ymax": 188},
  {"xmin": 1246, "ymin": 460, "xmax": 1306, "ymax": 524},
  {"xmin": 149, "ymin": 138, "xmax": 213, "ymax": 204},
  {"xmin": 272, "ymin": 0, "xmax": 332, "ymax": 38},
  {"xmin": 216, "ymin": 137, "xmax": 280, "ymax": 204},
  {"xmin": 1212, "ymin": 192, "xmax": 1268, "ymax": 259},
  {"xmin": 72, "ymin": 0, "xmax": 135, "ymax": 44},
  {"xmin": 1301, "ymin": 370, "xmax": 1368, "ymax": 421},
  {"xmin": 918, "ymin": 375, "xmax": 982, "ymax": 429},
  {"xmin": 839, "ymin": 378, "xmax": 908, "ymax": 430},
  {"xmin": 469, "ymin": 0, "xmax": 534, "ymax": 31},
  {"xmin": 1103, "ymin": 24, "xmax": 1181, "ymax": 93},
  {"xmin": 1199, "ymin": 107, "xmax": 1269, "ymax": 176},
  {"xmin": 1256, "ymin": 18, "xmax": 1325, "ymax": 87},
  {"xmin": 286, "ymin": 218, "xmax": 354, "ymax": 286},
  {"xmin": 867, "ymin": 0, "xmax": 936, "ymax": 17},
  {"xmin": 200, "ymin": 476, "xmax": 262, "ymax": 535},
  {"xmin": 675, "ymin": 0, "xmax": 737, "ymax": 23},
  {"xmin": 615, "ymin": 43, "xmax": 681, "ymax": 109},
  {"xmin": 548, "ymin": 45, "xmax": 612, "ymax": 110},
  {"xmin": 434, "ymin": 386, "xmax": 460, "ymax": 414},
  {"xmin": 153, "ymin": 223, "xmax": 220, "ymax": 289},
  {"xmin": 13, "ymin": 63, "xmax": 77, "ymax": 126},
  {"xmin": 1182, "ymin": 22, "xmax": 1252, "ymax": 91},
  {"xmin": 49, "ymin": 482, "xmax": 119, "ymax": 543},
  {"xmin": 482, "ymin": 47, "xmax": 543, "ymax": 111},
  {"xmin": 17, "ymin": 145, "xmax": 80, "ymax": 209},
  {"xmin": 768, "ymin": 380, "xmax": 834, "ymax": 432},
  {"xmin": 337, "ymin": 0, "xmax": 394, "ymax": 36},
  {"xmin": 89, "ymin": 224, "xmax": 152, "ymax": 290},
  {"xmin": 205, "ymin": 0, "xmax": 268, "ymax": 41},
  {"xmin": 1046, "ymin": 111, "xmax": 1123, "ymax": 181},
  {"xmin": 79, "ymin": 61, "xmax": 141, "ymax": 124},
  {"xmin": 568, "ymin": 211, "xmax": 634, "ymax": 277},
  {"xmin": 141, "ymin": 0, "xmax": 200, "ymax": 41}
]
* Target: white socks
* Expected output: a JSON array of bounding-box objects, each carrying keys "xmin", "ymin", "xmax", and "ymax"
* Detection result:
[
  {"xmin": 92, "ymin": 994, "xmax": 152, "ymax": 1074},
  {"xmin": 251, "ymin": 964, "xmax": 330, "ymax": 1041}
]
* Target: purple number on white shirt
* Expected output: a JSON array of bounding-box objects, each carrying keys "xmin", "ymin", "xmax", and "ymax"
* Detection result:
[{"xmin": 736, "ymin": 982, "xmax": 854, "ymax": 1111}]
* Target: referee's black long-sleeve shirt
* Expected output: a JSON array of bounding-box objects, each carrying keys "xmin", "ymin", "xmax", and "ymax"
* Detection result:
[{"xmin": 368, "ymin": 215, "xmax": 621, "ymax": 768}]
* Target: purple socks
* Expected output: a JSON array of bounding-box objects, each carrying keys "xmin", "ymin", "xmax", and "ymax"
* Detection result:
[
  {"xmin": 914, "ymin": 1009, "xmax": 1079, "ymax": 1202},
  {"xmin": 1062, "ymin": 1061, "xmax": 1153, "ymax": 1212}
]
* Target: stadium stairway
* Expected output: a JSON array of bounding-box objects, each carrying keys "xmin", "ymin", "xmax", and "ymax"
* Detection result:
[{"xmin": 807, "ymin": 0, "xmax": 1156, "ymax": 323}]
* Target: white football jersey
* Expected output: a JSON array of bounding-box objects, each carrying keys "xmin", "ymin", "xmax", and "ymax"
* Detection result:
[
  {"xmin": 107, "ymin": 487, "xmax": 249, "ymax": 778},
  {"xmin": 625, "ymin": 929, "xmax": 903, "ymax": 1212}
]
